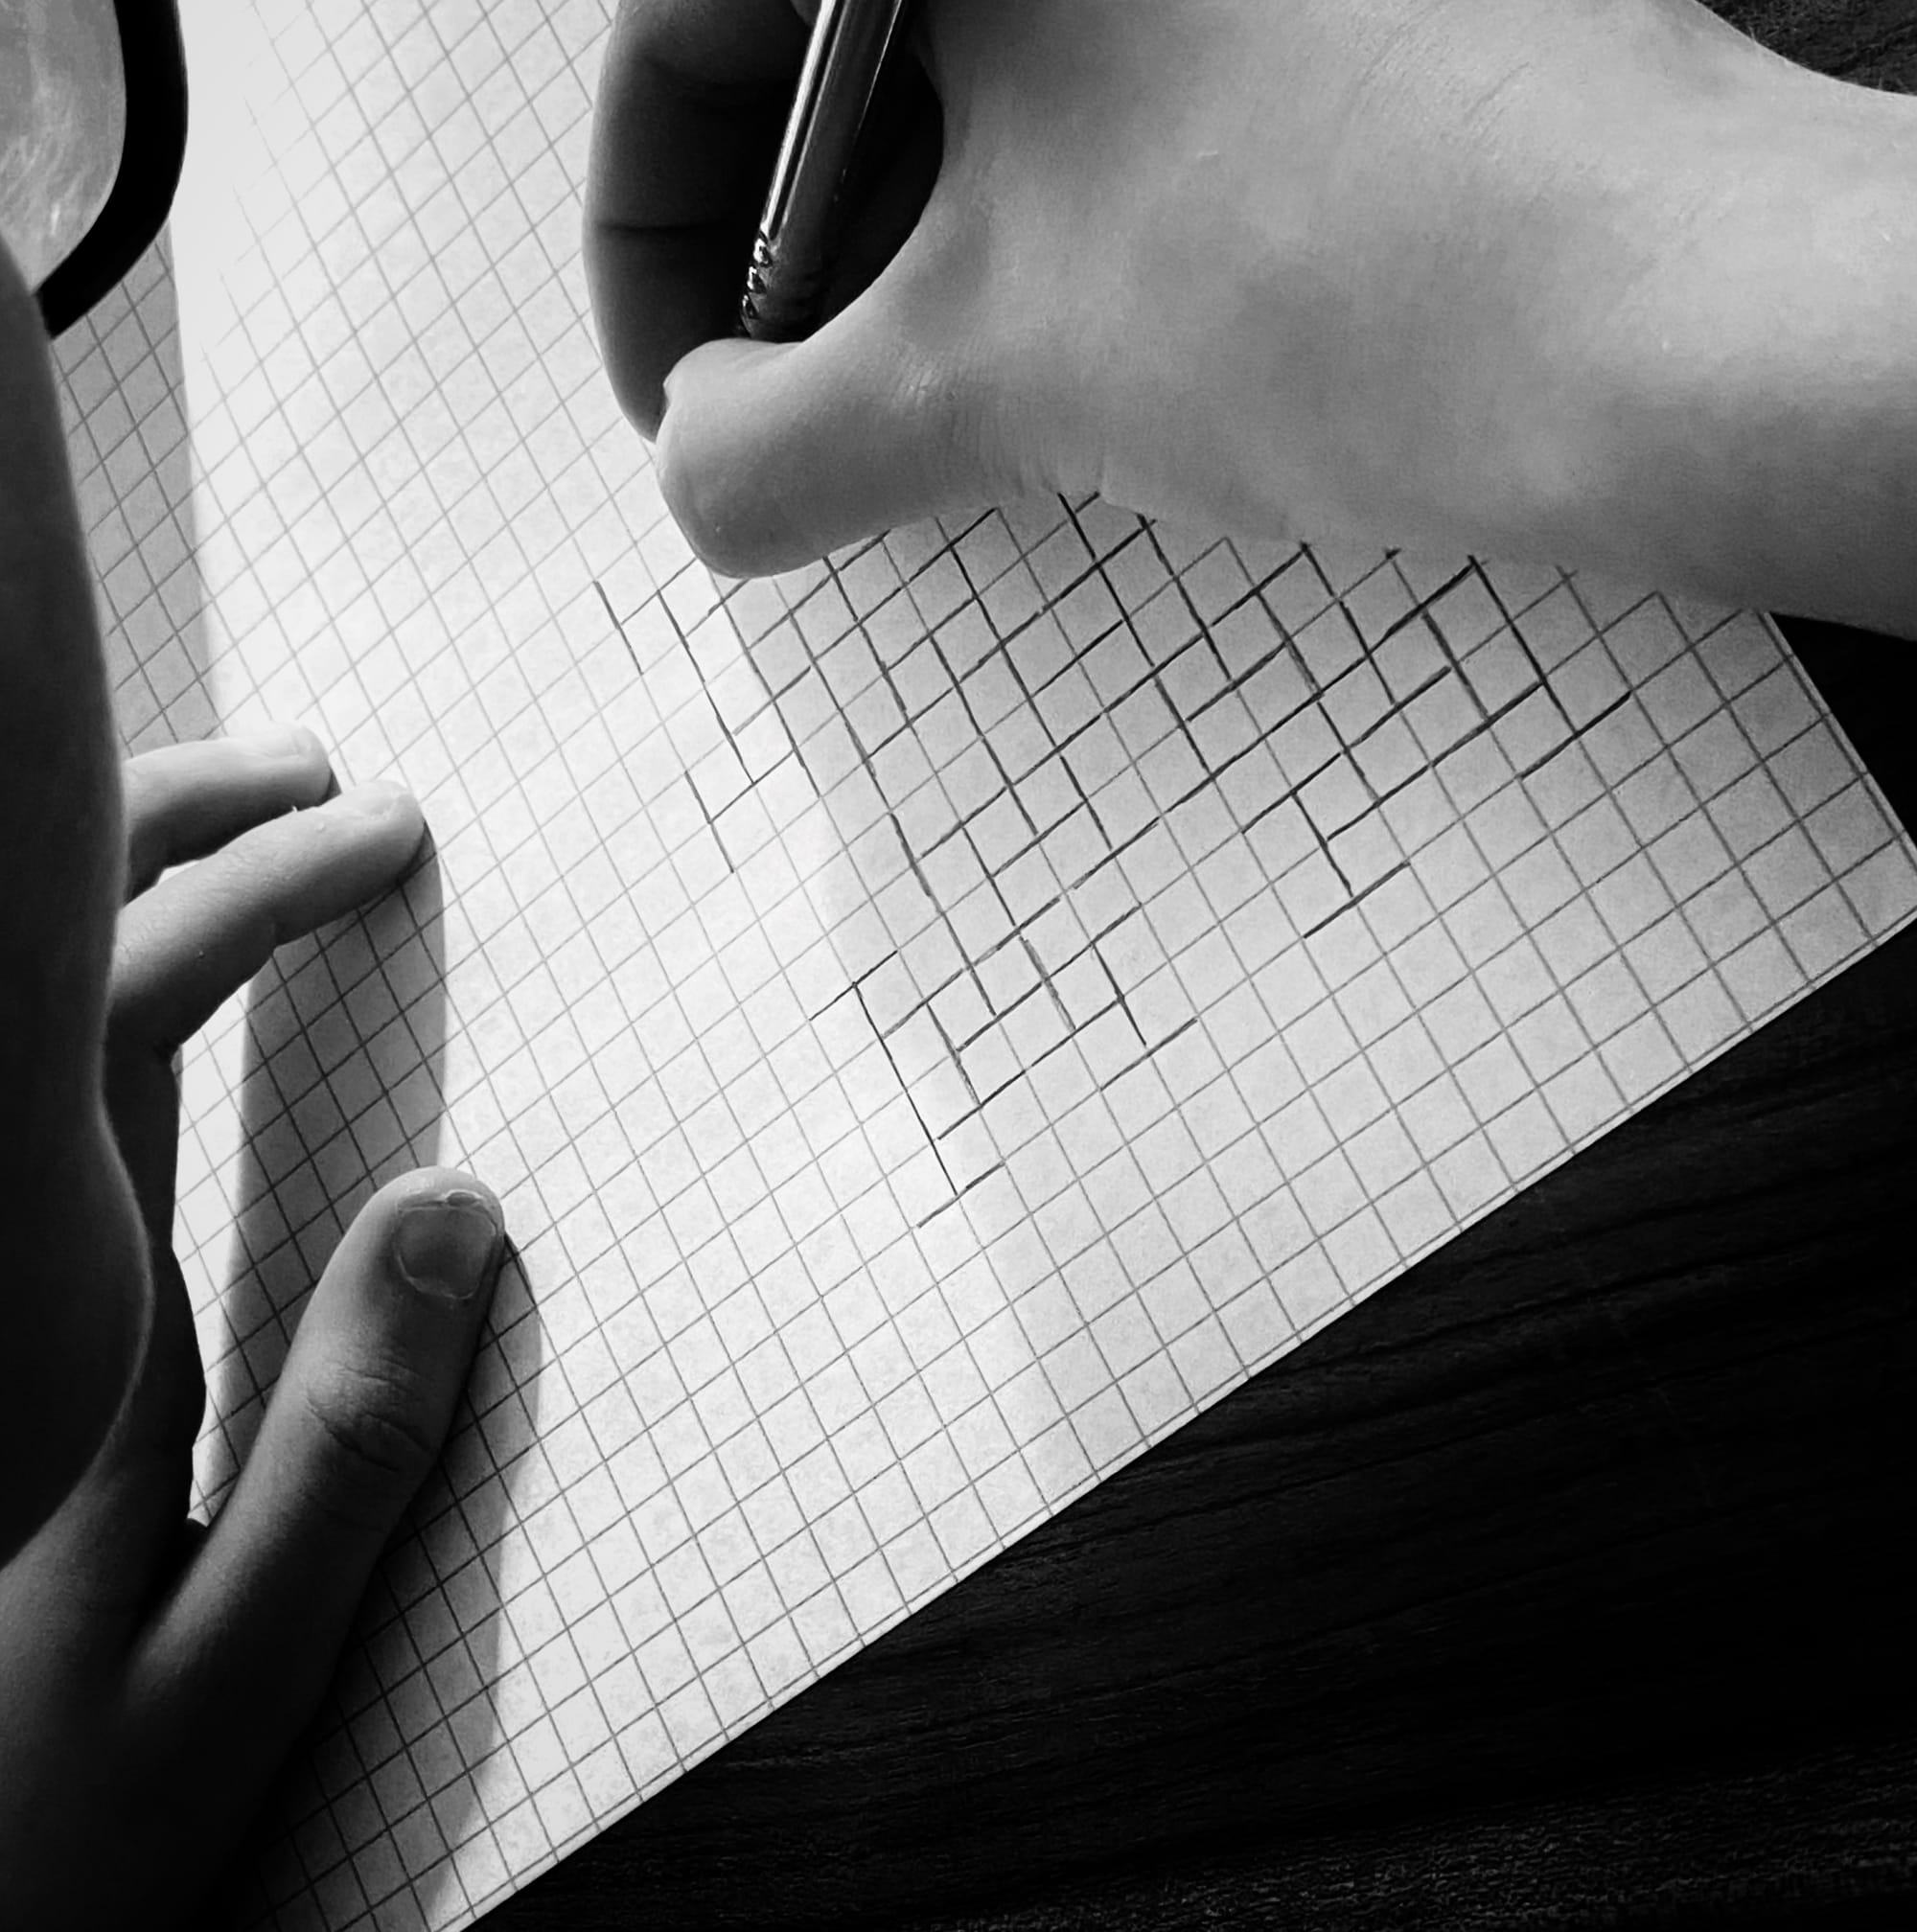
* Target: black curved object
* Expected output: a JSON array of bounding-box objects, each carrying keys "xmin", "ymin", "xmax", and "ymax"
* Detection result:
[{"xmin": 35, "ymin": 0, "xmax": 187, "ymax": 338}]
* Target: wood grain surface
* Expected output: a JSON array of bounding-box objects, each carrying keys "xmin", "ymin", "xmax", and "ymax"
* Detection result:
[{"xmin": 486, "ymin": 7, "xmax": 1917, "ymax": 1925}]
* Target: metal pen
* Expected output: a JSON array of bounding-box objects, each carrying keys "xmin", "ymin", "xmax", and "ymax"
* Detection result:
[{"xmin": 738, "ymin": 0, "xmax": 912, "ymax": 342}]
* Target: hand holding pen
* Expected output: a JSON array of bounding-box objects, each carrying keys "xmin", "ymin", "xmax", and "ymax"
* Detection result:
[{"xmin": 586, "ymin": 0, "xmax": 1917, "ymax": 637}]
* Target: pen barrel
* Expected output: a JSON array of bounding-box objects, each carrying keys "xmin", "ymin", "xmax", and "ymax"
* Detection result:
[
  {"xmin": 738, "ymin": 0, "xmax": 911, "ymax": 343},
  {"xmin": 740, "ymin": 229, "xmax": 833, "ymax": 344}
]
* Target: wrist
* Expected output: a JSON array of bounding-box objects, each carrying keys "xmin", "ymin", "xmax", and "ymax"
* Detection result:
[{"xmin": 1536, "ymin": 61, "xmax": 1917, "ymax": 632}]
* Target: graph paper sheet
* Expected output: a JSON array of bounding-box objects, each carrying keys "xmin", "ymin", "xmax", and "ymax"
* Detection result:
[{"xmin": 46, "ymin": 2, "xmax": 1917, "ymax": 1928}]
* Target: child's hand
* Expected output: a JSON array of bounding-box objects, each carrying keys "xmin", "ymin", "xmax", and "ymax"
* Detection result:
[
  {"xmin": 0, "ymin": 248, "xmax": 505, "ymax": 1926},
  {"xmin": 587, "ymin": 0, "xmax": 1917, "ymax": 633}
]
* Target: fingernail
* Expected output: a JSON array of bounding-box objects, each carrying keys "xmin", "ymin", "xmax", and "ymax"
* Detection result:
[
  {"xmin": 244, "ymin": 721, "xmax": 320, "ymax": 761},
  {"xmin": 333, "ymin": 778, "xmax": 413, "ymax": 819},
  {"xmin": 393, "ymin": 1190, "xmax": 503, "ymax": 1304}
]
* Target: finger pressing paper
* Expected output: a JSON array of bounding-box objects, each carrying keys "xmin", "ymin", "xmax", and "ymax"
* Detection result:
[
  {"xmin": 130, "ymin": 1169, "xmax": 505, "ymax": 1879},
  {"xmin": 110, "ymin": 782, "xmax": 426, "ymax": 1053},
  {"xmin": 120, "ymin": 726, "xmax": 334, "ymax": 898}
]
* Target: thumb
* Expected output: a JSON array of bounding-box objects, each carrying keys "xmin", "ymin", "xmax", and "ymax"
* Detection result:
[
  {"xmin": 656, "ymin": 244, "xmax": 995, "ymax": 575},
  {"xmin": 134, "ymin": 1168, "xmax": 505, "ymax": 1806}
]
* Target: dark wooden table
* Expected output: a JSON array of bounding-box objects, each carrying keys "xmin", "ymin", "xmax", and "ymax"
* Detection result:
[{"xmin": 490, "ymin": 9, "xmax": 1917, "ymax": 1926}]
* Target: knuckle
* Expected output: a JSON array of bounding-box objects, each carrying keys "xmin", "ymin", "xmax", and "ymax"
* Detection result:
[{"xmin": 296, "ymin": 1353, "xmax": 444, "ymax": 1524}]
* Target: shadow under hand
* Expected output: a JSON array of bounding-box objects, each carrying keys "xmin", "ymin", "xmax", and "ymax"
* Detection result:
[{"xmin": 194, "ymin": 842, "xmax": 532, "ymax": 1925}]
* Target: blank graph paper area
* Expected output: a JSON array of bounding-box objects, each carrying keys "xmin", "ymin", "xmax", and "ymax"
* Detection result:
[{"xmin": 46, "ymin": 3, "xmax": 1917, "ymax": 1929}]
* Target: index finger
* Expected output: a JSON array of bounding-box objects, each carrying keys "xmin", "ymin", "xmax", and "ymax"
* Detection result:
[
  {"xmin": 110, "ymin": 781, "xmax": 427, "ymax": 1054},
  {"xmin": 121, "ymin": 724, "xmax": 334, "ymax": 897},
  {"xmin": 584, "ymin": 0, "xmax": 809, "ymax": 437}
]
